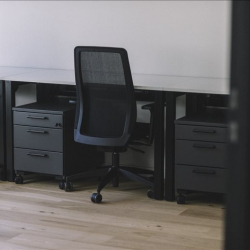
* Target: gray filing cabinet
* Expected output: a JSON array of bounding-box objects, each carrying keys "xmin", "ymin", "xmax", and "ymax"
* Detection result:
[
  {"xmin": 13, "ymin": 102, "xmax": 104, "ymax": 190},
  {"xmin": 175, "ymin": 114, "xmax": 228, "ymax": 204}
]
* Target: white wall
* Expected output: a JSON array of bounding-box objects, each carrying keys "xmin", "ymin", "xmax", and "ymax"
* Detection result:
[
  {"xmin": 0, "ymin": 1, "xmax": 231, "ymax": 78},
  {"xmin": 0, "ymin": 1, "xmax": 231, "ymax": 169}
]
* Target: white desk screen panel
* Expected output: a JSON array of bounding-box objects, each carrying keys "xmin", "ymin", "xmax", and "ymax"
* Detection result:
[{"xmin": 0, "ymin": 1, "xmax": 231, "ymax": 79}]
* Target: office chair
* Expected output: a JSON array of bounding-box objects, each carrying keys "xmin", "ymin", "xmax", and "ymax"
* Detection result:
[{"xmin": 73, "ymin": 46, "xmax": 154, "ymax": 203}]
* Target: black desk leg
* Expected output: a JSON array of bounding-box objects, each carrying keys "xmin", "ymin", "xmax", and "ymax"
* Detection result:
[
  {"xmin": 186, "ymin": 93, "xmax": 206, "ymax": 116},
  {"xmin": 186, "ymin": 93, "xmax": 198, "ymax": 116},
  {"xmin": 154, "ymin": 91, "xmax": 164, "ymax": 200},
  {"xmin": 165, "ymin": 92, "xmax": 176, "ymax": 201},
  {"xmin": 5, "ymin": 81, "xmax": 18, "ymax": 181},
  {"xmin": 0, "ymin": 81, "xmax": 6, "ymax": 180}
]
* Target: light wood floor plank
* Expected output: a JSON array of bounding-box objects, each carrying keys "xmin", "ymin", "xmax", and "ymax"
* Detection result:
[{"xmin": 0, "ymin": 177, "xmax": 224, "ymax": 250}]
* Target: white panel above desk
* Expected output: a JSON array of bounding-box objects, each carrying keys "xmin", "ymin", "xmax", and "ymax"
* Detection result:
[{"xmin": 0, "ymin": 1, "xmax": 231, "ymax": 78}]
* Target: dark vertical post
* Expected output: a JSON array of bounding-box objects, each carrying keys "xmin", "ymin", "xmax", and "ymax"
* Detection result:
[
  {"xmin": 0, "ymin": 80, "xmax": 6, "ymax": 180},
  {"xmin": 225, "ymin": 1, "xmax": 250, "ymax": 249},
  {"xmin": 154, "ymin": 91, "xmax": 164, "ymax": 200},
  {"xmin": 165, "ymin": 92, "xmax": 176, "ymax": 201},
  {"xmin": 186, "ymin": 93, "xmax": 197, "ymax": 116},
  {"xmin": 37, "ymin": 83, "xmax": 57, "ymax": 103},
  {"xmin": 186, "ymin": 93, "xmax": 206, "ymax": 116},
  {"xmin": 5, "ymin": 81, "xmax": 17, "ymax": 181}
]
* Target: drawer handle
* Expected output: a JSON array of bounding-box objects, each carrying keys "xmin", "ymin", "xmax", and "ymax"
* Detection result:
[
  {"xmin": 27, "ymin": 153, "xmax": 48, "ymax": 157},
  {"xmin": 192, "ymin": 169, "xmax": 215, "ymax": 175},
  {"xmin": 27, "ymin": 115, "xmax": 48, "ymax": 120},
  {"xmin": 193, "ymin": 129, "xmax": 216, "ymax": 134},
  {"xmin": 193, "ymin": 143, "xmax": 216, "ymax": 149},
  {"xmin": 27, "ymin": 129, "xmax": 47, "ymax": 134}
]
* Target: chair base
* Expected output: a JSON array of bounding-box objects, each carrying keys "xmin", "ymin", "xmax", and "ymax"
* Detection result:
[
  {"xmin": 65, "ymin": 152, "xmax": 154, "ymax": 203},
  {"xmin": 93, "ymin": 152, "xmax": 154, "ymax": 203}
]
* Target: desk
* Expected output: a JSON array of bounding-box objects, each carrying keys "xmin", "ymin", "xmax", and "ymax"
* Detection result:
[
  {"xmin": 0, "ymin": 67, "xmax": 230, "ymax": 201},
  {"xmin": 0, "ymin": 67, "xmax": 44, "ymax": 180}
]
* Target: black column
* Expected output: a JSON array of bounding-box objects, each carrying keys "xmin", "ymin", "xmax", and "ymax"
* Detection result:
[
  {"xmin": 225, "ymin": 1, "xmax": 250, "ymax": 249},
  {"xmin": 36, "ymin": 83, "xmax": 58, "ymax": 103},
  {"xmin": 165, "ymin": 92, "xmax": 176, "ymax": 201},
  {"xmin": 5, "ymin": 81, "xmax": 17, "ymax": 181},
  {"xmin": 186, "ymin": 93, "xmax": 198, "ymax": 116},
  {"xmin": 0, "ymin": 81, "xmax": 6, "ymax": 180},
  {"xmin": 154, "ymin": 91, "xmax": 164, "ymax": 200}
]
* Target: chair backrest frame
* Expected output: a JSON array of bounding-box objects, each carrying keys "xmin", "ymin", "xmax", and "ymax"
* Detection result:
[{"xmin": 74, "ymin": 46, "xmax": 136, "ymax": 147}]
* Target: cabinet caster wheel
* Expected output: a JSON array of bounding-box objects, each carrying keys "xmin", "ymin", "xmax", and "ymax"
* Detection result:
[
  {"xmin": 91, "ymin": 193, "xmax": 102, "ymax": 203},
  {"xmin": 177, "ymin": 195, "xmax": 186, "ymax": 204},
  {"xmin": 65, "ymin": 182, "xmax": 73, "ymax": 192},
  {"xmin": 59, "ymin": 180, "xmax": 65, "ymax": 190},
  {"xmin": 147, "ymin": 189, "xmax": 154, "ymax": 199},
  {"xmin": 14, "ymin": 176, "xmax": 23, "ymax": 184}
]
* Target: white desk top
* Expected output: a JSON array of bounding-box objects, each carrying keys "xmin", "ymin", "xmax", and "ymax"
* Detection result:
[
  {"xmin": 0, "ymin": 66, "xmax": 42, "ymax": 79},
  {"xmin": 168, "ymin": 77, "xmax": 229, "ymax": 95},
  {"xmin": 4, "ymin": 69, "xmax": 75, "ymax": 85},
  {"xmin": 1, "ymin": 67, "xmax": 230, "ymax": 95}
]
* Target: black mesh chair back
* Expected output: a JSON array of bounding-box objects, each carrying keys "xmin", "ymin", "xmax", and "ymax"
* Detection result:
[{"xmin": 74, "ymin": 47, "xmax": 136, "ymax": 147}]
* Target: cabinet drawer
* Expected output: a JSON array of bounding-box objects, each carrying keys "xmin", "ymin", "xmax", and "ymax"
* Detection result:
[
  {"xmin": 13, "ymin": 111, "xmax": 63, "ymax": 128},
  {"xmin": 14, "ymin": 148, "xmax": 63, "ymax": 175},
  {"xmin": 175, "ymin": 140, "xmax": 227, "ymax": 168},
  {"xmin": 14, "ymin": 125, "xmax": 63, "ymax": 152},
  {"xmin": 175, "ymin": 125, "xmax": 228, "ymax": 142},
  {"xmin": 175, "ymin": 165, "xmax": 226, "ymax": 193}
]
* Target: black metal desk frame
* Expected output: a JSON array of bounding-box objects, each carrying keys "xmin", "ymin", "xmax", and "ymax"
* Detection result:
[{"xmin": 0, "ymin": 80, "xmax": 6, "ymax": 180}]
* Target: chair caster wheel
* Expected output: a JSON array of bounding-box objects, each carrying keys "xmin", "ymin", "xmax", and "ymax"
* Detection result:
[
  {"xmin": 59, "ymin": 180, "xmax": 65, "ymax": 190},
  {"xmin": 91, "ymin": 193, "xmax": 102, "ymax": 203},
  {"xmin": 147, "ymin": 189, "xmax": 154, "ymax": 199},
  {"xmin": 14, "ymin": 176, "xmax": 23, "ymax": 184},
  {"xmin": 65, "ymin": 182, "xmax": 73, "ymax": 192},
  {"xmin": 177, "ymin": 194, "xmax": 186, "ymax": 204}
]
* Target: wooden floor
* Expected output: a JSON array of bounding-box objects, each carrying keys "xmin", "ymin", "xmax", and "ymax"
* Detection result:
[{"xmin": 0, "ymin": 176, "xmax": 225, "ymax": 250}]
